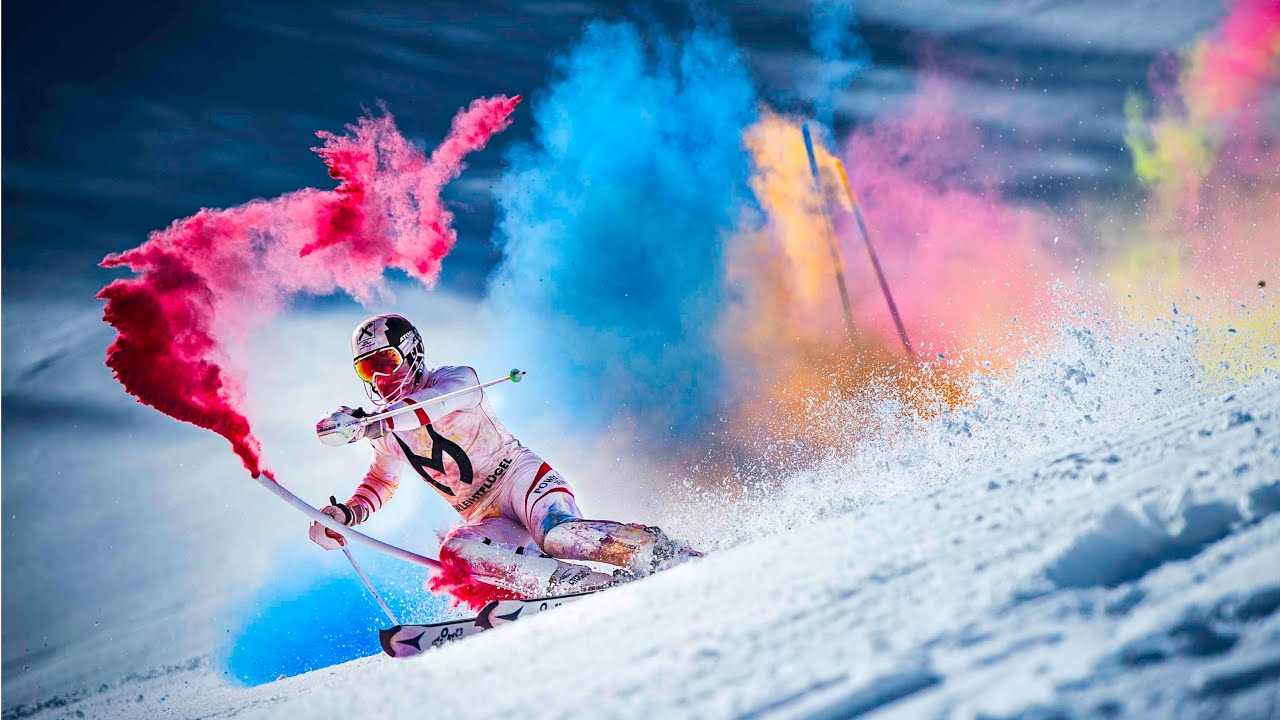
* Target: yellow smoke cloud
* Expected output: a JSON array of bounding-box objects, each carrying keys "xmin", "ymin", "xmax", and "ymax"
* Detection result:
[
  {"xmin": 1107, "ymin": 1, "xmax": 1280, "ymax": 382},
  {"xmin": 739, "ymin": 111, "xmax": 846, "ymax": 330},
  {"xmin": 1123, "ymin": 92, "xmax": 1215, "ymax": 213}
]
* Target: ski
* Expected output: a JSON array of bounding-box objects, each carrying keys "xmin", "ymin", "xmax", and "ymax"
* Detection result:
[{"xmin": 378, "ymin": 591, "xmax": 595, "ymax": 658}]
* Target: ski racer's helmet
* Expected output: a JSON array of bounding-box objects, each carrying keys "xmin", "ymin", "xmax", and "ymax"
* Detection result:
[{"xmin": 350, "ymin": 314, "xmax": 425, "ymax": 404}]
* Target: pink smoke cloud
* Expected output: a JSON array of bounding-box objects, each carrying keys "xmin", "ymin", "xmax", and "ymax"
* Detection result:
[
  {"xmin": 99, "ymin": 96, "xmax": 521, "ymax": 477},
  {"xmin": 837, "ymin": 80, "xmax": 1069, "ymax": 354},
  {"xmin": 1183, "ymin": 0, "xmax": 1280, "ymax": 123}
]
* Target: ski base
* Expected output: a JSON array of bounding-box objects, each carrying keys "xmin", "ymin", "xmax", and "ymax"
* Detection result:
[{"xmin": 379, "ymin": 591, "xmax": 593, "ymax": 658}]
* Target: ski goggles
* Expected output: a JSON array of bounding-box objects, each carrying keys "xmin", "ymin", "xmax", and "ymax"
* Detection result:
[{"xmin": 354, "ymin": 347, "xmax": 404, "ymax": 383}]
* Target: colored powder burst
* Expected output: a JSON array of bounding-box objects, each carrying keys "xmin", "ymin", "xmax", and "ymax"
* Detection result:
[
  {"xmin": 1111, "ymin": 0, "xmax": 1279, "ymax": 344},
  {"xmin": 488, "ymin": 22, "xmax": 757, "ymax": 437},
  {"xmin": 1123, "ymin": 92, "xmax": 1215, "ymax": 213},
  {"xmin": 225, "ymin": 574, "xmax": 386, "ymax": 685},
  {"xmin": 837, "ymin": 80, "xmax": 1069, "ymax": 356},
  {"xmin": 722, "ymin": 95, "xmax": 1064, "ymax": 446},
  {"xmin": 427, "ymin": 545, "xmax": 525, "ymax": 611},
  {"xmin": 1183, "ymin": 0, "xmax": 1280, "ymax": 123},
  {"xmin": 99, "ymin": 97, "xmax": 520, "ymax": 477},
  {"xmin": 1124, "ymin": 0, "xmax": 1280, "ymax": 218},
  {"xmin": 222, "ymin": 549, "xmax": 450, "ymax": 685},
  {"xmin": 722, "ymin": 111, "xmax": 911, "ymax": 448},
  {"xmin": 740, "ymin": 112, "xmax": 849, "ymax": 333},
  {"xmin": 808, "ymin": 0, "xmax": 870, "ymax": 127}
]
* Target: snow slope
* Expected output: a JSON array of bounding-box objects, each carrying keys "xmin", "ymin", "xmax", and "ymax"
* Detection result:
[{"xmin": 10, "ymin": 322, "xmax": 1280, "ymax": 719}]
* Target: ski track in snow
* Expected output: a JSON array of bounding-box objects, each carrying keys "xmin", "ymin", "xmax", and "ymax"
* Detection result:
[{"xmin": 9, "ymin": 335, "xmax": 1280, "ymax": 720}]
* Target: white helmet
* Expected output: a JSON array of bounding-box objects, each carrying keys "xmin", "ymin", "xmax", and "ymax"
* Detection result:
[{"xmin": 350, "ymin": 313, "xmax": 425, "ymax": 404}]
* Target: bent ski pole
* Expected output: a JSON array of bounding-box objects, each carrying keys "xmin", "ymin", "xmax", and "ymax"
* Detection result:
[
  {"xmin": 342, "ymin": 545, "xmax": 400, "ymax": 626},
  {"xmin": 253, "ymin": 474, "xmax": 442, "ymax": 571},
  {"xmin": 360, "ymin": 369, "xmax": 525, "ymax": 426}
]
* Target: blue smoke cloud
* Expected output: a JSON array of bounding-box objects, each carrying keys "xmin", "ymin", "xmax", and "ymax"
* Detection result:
[
  {"xmin": 221, "ymin": 548, "xmax": 455, "ymax": 685},
  {"xmin": 487, "ymin": 22, "xmax": 758, "ymax": 438},
  {"xmin": 809, "ymin": 0, "xmax": 870, "ymax": 127}
]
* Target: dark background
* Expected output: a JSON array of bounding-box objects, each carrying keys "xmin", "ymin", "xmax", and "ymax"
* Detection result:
[{"xmin": 4, "ymin": 0, "xmax": 1220, "ymax": 302}]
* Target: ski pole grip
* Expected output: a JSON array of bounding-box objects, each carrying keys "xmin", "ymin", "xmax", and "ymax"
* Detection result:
[{"xmin": 329, "ymin": 495, "xmax": 355, "ymax": 526}]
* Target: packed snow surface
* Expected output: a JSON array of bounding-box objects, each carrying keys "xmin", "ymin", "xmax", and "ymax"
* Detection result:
[{"xmin": 10, "ymin": 324, "xmax": 1280, "ymax": 719}]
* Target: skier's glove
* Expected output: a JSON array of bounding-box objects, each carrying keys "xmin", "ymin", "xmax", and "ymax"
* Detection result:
[
  {"xmin": 307, "ymin": 496, "xmax": 355, "ymax": 551},
  {"xmin": 316, "ymin": 406, "xmax": 386, "ymax": 446}
]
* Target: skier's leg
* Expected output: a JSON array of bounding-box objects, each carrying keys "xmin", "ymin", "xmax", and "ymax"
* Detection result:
[
  {"xmin": 506, "ymin": 459, "xmax": 701, "ymax": 576},
  {"xmin": 540, "ymin": 516, "xmax": 701, "ymax": 576},
  {"xmin": 438, "ymin": 516, "xmax": 617, "ymax": 600}
]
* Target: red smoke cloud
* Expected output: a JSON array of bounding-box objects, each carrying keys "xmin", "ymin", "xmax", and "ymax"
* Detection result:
[
  {"xmin": 428, "ymin": 546, "xmax": 525, "ymax": 610},
  {"xmin": 99, "ymin": 96, "xmax": 521, "ymax": 477}
]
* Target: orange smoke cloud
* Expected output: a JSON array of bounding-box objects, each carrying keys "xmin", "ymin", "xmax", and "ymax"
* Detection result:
[
  {"xmin": 720, "ymin": 111, "xmax": 907, "ymax": 450},
  {"xmin": 734, "ymin": 111, "xmax": 852, "ymax": 345}
]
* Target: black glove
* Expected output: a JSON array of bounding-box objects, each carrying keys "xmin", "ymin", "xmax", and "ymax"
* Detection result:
[{"xmin": 329, "ymin": 495, "xmax": 356, "ymax": 525}]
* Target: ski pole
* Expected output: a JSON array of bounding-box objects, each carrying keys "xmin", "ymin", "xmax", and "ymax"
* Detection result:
[
  {"xmin": 831, "ymin": 158, "xmax": 915, "ymax": 356},
  {"xmin": 253, "ymin": 473, "xmax": 442, "ymax": 570},
  {"xmin": 360, "ymin": 369, "xmax": 525, "ymax": 426},
  {"xmin": 341, "ymin": 545, "xmax": 400, "ymax": 626},
  {"xmin": 801, "ymin": 123, "xmax": 857, "ymax": 343}
]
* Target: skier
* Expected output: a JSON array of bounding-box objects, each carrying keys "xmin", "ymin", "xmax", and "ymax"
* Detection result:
[{"xmin": 309, "ymin": 314, "xmax": 700, "ymax": 603}]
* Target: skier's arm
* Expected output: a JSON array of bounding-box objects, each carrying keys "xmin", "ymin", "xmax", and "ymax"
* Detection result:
[
  {"xmin": 308, "ymin": 447, "xmax": 401, "ymax": 549},
  {"xmin": 372, "ymin": 365, "xmax": 483, "ymax": 433},
  {"xmin": 339, "ymin": 444, "xmax": 403, "ymax": 526}
]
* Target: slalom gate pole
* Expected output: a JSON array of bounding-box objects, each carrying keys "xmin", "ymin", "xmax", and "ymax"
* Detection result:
[
  {"xmin": 342, "ymin": 546, "xmax": 401, "ymax": 626},
  {"xmin": 801, "ymin": 123, "xmax": 857, "ymax": 343},
  {"xmin": 361, "ymin": 369, "xmax": 525, "ymax": 426},
  {"xmin": 253, "ymin": 473, "xmax": 442, "ymax": 571},
  {"xmin": 831, "ymin": 158, "xmax": 915, "ymax": 356}
]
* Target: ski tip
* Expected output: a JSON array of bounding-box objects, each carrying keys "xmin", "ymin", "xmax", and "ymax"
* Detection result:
[
  {"xmin": 476, "ymin": 600, "xmax": 500, "ymax": 630},
  {"xmin": 379, "ymin": 626, "xmax": 403, "ymax": 657}
]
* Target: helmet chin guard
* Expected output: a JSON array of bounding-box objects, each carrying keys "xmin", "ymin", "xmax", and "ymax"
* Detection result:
[{"xmin": 351, "ymin": 314, "xmax": 426, "ymax": 405}]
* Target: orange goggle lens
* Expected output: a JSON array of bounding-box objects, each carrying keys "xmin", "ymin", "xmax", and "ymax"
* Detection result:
[{"xmin": 354, "ymin": 347, "xmax": 404, "ymax": 383}]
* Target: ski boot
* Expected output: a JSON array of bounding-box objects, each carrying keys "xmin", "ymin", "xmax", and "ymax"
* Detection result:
[{"xmin": 642, "ymin": 525, "xmax": 703, "ymax": 574}]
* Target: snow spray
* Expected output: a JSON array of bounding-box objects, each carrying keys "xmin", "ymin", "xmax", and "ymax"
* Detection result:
[{"xmin": 99, "ymin": 96, "xmax": 520, "ymax": 477}]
